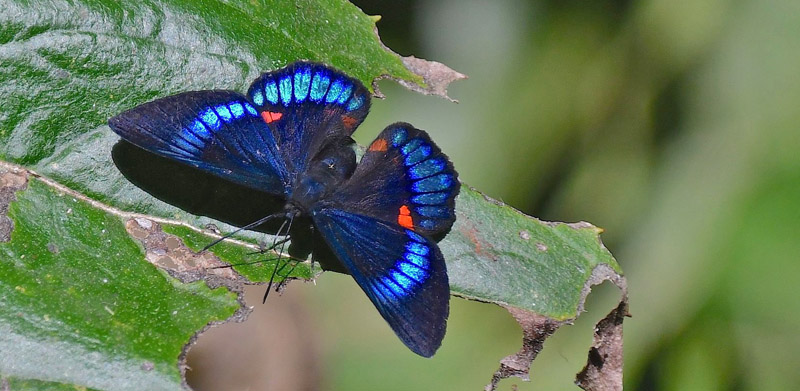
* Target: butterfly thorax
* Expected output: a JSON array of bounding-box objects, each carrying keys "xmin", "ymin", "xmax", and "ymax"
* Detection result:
[{"xmin": 287, "ymin": 138, "xmax": 356, "ymax": 214}]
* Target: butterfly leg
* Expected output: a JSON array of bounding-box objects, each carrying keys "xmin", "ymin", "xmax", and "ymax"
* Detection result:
[
  {"xmin": 247, "ymin": 237, "xmax": 291, "ymax": 256},
  {"xmin": 263, "ymin": 215, "xmax": 295, "ymax": 303}
]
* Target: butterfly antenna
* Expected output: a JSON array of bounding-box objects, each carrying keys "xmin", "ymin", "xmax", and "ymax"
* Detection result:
[
  {"xmin": 201, "ymin": 212, "xmax": 285, "ymax": 252},
  {"xmin": 263, "ymin": 213, "xmax": 295, "ymax": 304},
  {"xmin": 207, "ymin": 237, "xmax": 291, "ymax": 270}
]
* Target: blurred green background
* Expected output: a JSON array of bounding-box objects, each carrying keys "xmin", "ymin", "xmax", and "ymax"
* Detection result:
[{"xmin": 186, "ymin": 0, "xmax": 800, "ymax": 390}]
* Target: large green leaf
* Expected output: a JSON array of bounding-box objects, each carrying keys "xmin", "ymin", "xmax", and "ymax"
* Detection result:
[
  {"xmin": 446, "ymin": 186, "xmax": 621, "ymax": 319},
  {"xmin": 0, "ymin": 0, "xmax": 624, "ymax": 390},
  {"xmin": 0, "ymin": 174, "xmax": 239, "ymax": 390}
]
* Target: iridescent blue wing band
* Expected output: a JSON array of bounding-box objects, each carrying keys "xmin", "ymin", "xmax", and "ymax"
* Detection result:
[
  {"xmin": 245, "ymin": 61, "xmax": 370, "ymax": 189},
  {"xmin": 109, "ymin": 90, "xmax": 289, "ymax": 194},
  {"xmin": 312, "ymin": 207, "xmax": 449, "ymax": 357},
  {"xmin": 323, "ymin": 122, "xmax": 459, "ymax": 236}
]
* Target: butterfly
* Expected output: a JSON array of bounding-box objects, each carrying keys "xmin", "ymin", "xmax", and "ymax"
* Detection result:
[{"xmin": 108, "ymin": 61, "xmax": 459, "ymax": 357}]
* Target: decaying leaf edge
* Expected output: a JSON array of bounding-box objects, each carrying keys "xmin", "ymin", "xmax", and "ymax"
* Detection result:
[
  {"xmin": 2, "ymin": 159, "xmax": 628, "ymax": 391},
  {"xmin": 485, "ymin": 263, "xmax": 629, "ymax": 391},
  {"xmin": 369, "ymin": 25, "xmax": 467, "ymax": 102},
  {"xmin": 0, "ymin": 162, "xmax": 295, "ymax": 391}
]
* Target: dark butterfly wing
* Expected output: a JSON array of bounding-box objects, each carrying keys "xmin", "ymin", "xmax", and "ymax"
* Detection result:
[
  {"xmin": 245, "ymin": 61, "xmax": 370, "ymax": 188},
  {"xmin": 312, "ymin": 208, "xmax": 449, "ymax": 357},
  {"xmin": 324, "ymin": 122, "xmax": 460, "ymax": 236},
  {"xmin": 108, "ymin": 90, "xmax": 288, "ymax": 194},
  {"xmin": 310, "ymin": 123, "xmax": 458, "ymax": 356}
]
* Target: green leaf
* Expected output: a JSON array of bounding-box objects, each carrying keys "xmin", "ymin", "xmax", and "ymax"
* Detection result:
[
  {"xmin": 0, "ymin": 0, "xmax": 623, "ymax": 389},
  {"xmin": 446, "ymin": 186, "xmax": 621, "ymax": 320},
  {"xmin": 2, "ymin": 377, "xmax": 101, "ymax": 391},
  {"xmin": 1, "ymin": 176, "xmax": 239, "ymax": 390}
]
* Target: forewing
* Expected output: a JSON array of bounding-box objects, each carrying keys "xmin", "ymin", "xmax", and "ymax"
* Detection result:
[
  {"xmin": 109, "ymin": 90, "xmax": 288, "ymax": 194},
  {"xmin": 312, "ymin": 208, "xmax": 449, "ymax": 357},
  {"xmin": 245, "ymin": 61, "xmax": 370, "ymax": 185},
  {"xmin": 326, "ymin": 123, "xmax": 459, "ymax": 236}
]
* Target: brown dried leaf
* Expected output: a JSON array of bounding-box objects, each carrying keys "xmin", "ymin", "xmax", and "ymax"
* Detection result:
[
  {"xmin": 575, "ymin": 299, "xmax": 629, "ymax": 391},
  {"xmin": 392, "ymin": 56, "xmax": 468, "ymax": 102},
  {"xmin": 485, "ymin": 308, "xmax": 561, "ymax": 391},
  {"xmin": 485, "ymin": 264, "xmax": 628, "ymax": 390}
]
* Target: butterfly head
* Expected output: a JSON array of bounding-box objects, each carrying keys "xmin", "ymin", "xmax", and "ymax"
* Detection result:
[{"xmin": 287, "ymin": 137, "xmax": 357, "ymax": 213}]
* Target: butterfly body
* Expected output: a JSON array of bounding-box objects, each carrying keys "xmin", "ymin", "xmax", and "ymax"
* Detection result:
[
  {"xmin": 109, "ymin": 61, "xmax": 459, "ymax": 357},
  {"xmin": 286, "ymin": 136, "xmax": 356, "ymax": 214}
]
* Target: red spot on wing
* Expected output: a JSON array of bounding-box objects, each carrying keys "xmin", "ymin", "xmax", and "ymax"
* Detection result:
[
  {"xmin": 398, "ymin": 205, "xmax": 414, "ymax": 229},
  {"xmin": 261, "ymin": 111, "xmax": 283, "ymax": 124},
  {"xmin": 342, "ymin": 115, "xmax": 358, "ymax": 129},
  {"xmin": 368, "ymin": 138, "xmax": 388, "ymax": 152}
]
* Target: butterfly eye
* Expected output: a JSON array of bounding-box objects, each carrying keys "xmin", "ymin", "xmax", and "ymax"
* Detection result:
[{"xmin": 320, "ymin": 157, "xmax": 336, "ymax": 168}]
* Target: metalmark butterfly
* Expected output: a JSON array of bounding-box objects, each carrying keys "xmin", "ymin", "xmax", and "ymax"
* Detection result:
[{"xmin": 109, "ymin": 61, "xmax": 459, "ymax": 357}]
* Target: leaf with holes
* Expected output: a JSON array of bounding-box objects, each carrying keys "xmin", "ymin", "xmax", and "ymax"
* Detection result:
[{"xmin": 0, "ymin": 0, "xmax": 624, "ymax": 389}]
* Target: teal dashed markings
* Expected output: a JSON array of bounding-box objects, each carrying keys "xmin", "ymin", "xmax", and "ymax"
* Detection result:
[
  {"xmin": 415, "ymin": 206, "xmax": 450, "ymax": 218},
  {"xmin": 264, "ymin": 81, "xmax": 279, "ymax": 104},
  {"xmin": 404, "ymin": 252, "xmax": 429, "ymax": 269},
  {"xmin": 215, "ymin": 105, "xmax": 232, "ymax": 122},
  {"xmin": 406, "ymin": 230, "xmax": 425, "ymax": 243},
  {"xmin": 244, "ymin": 103, "xmax": 258, "ymax": 116},
  {"xmin": 279, "ymin": 76, "xmax": 293, "ymax": 106},
  {"xmin": 252, "ymin": 89, "xmax": 264, "ymax": 106},
  {"xmin": 408, "ymin": 158, "xmax": 445, "ymax": 179},
  {"xmin": 347, "ymin": 94, "xmax": 365, "ymax": 111},
  {"xmin": 391, "ymin": 270, "xmax": 416, "ymax": 290},
  {"xmin": 199, "ymin": 108, "xmax": 221, "ymax": 130},
  {"xmin": 412, "ymin": 174, "xmax": 453, "ymax": 193},
  {"xmin": 398, "ymin": 261, "xmax": 427, "ymax": 282},
  {"xmin": 392, "ymin": 128, "xmax": 408, "ymax": 147},
  {"xmin": 190, "ymin": 119, "xmax": 210, "ymax": 139},
  {"xmin": 411, "ymin": 192, "xmax": 449, "ymax": 205},
  {"xmin": 401, "ymin": 139, "xmax": 423, "ymax": 155},
  {"xmin": 309, "ymin": 73, "xmax": 331, "ymax": 102},
  {"xmin": 336, "ymin": 84, "xmax": 353, "ymax": 104},
  {"xmin": 380, "ymin": 277, "xmax": 406, "ymax": 299},
  {"xmin": 229, "ymin": 103, "xmax": 245, "ymax": 118},
  {"xmin": 326, "ymin": 80, "xmax": 344, "ymax": 103},
  {"xmin": 294, "ymin": 68, "xmax": 312, "ymax": 102},
  {"xmin": 405, "ymin": 241, "xmax": 429, "ymax": 256},
  {"xmin": 404, "ymin": 145, "xmax": 432, "ymax": 166}
]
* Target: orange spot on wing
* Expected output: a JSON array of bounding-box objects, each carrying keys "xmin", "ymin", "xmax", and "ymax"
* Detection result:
[
  {"xmin": 398, "ymin": 205, "xmax": 414, "ymax": 229},
  {"xmin": 261, "ymin": 111, "xmax": 283, "ymax": 123},
  {"xmin": 369, "ymin": 138, "xmax": 388, "ymax": 152},
  {"xmin": 342, "ymin": 115, "xmax": 358, "ymax": 129}
]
